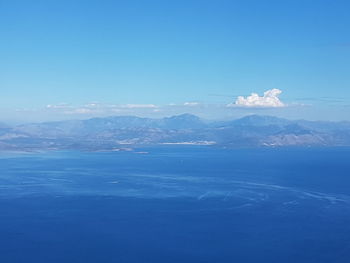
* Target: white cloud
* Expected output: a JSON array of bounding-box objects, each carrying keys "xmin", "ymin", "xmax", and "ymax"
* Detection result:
[
  {"xmin": 46, "ymin": 103, "xmax": 71, "ymax": 109},
  {"xmin": 44, "ymin": 103, "xmax": 160, "ymax": 116},
  {"xmin": 184, "ymin": 102, "xmax": 200, "ymax": 106},
  {"xmin": 229, "ymin": 89, "xmax": 285, "ymax": 108},
  {"xmin": 62, "ymin": 108, "xmax": 100, "ymax": 115},
  {"xmin": 84, "ymin": 102, "xmax": 102, "ymax": 108},
  {"xmin": 120, "ymin": 104, "xmax": 158, "ymax": 109}
]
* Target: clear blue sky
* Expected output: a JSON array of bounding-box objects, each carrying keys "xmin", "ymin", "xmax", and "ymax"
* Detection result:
[{"xmin": 1, "ymin": 0, "xmax": 350, "ymax": 122}]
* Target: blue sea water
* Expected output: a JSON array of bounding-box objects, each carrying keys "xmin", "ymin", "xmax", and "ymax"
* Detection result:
[{"xmin": 0, "ymin": 147, "xmax": 350, "ymax": 263}]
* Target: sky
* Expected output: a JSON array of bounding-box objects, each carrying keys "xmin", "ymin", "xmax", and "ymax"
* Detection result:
[{"xmin": 1, "ymin": 0, "xmax": 350, "ymax": 123}]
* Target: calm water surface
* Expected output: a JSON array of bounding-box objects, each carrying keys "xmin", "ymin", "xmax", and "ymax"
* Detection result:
[{"xmin": 0, "ymin": 147, "xmax": 350, "ymax": 262}]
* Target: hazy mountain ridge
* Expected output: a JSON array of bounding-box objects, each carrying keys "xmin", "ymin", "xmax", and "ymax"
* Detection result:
[{"xmin": 1, "ymin": 114, "xmax": 350, "ymax": 151}]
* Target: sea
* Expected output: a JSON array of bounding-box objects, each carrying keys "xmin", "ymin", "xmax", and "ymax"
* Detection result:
[{"xmin": 0, "ymin": 146, "xmax": 350, "ymax": 263}]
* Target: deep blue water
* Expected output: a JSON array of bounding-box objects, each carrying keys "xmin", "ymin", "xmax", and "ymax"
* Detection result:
[{"xmin": 0, "ymin": 147, "xmax": 350, "ymax": 263}]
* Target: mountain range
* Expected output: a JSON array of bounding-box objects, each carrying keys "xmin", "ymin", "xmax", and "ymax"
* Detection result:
[{"xmin": 1, "ymin": 114, "xmax": 350, "ymax": 151}]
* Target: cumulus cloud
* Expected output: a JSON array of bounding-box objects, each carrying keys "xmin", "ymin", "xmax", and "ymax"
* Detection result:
[{"xmin": 229, "ymin": 89, "xmax": 285, "ymax": 108}]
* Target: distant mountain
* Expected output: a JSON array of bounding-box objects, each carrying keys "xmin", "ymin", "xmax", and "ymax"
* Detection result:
[
  {"xmin": 14, "ymin": 114, "xmax": 207, "ymax": 137},
  {"xmin": 161, "ymin": 114, "xmax": 206, "ymax": 129},
  {"xmin": 1, "ymin": 114, "xmax": 350, "ymax": 151},
  {"xmin": 222, "ymin": 115, "xmax": 291, "ymax": 127}
]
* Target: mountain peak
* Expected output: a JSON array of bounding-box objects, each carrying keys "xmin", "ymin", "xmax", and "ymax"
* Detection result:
[
  {"xmin": 163, "ymin": 114, "xmax": 205, "ymax": 129},
  {"xmin": 166, "ymin": 113, "xmax": 200, "ymax": 120}
]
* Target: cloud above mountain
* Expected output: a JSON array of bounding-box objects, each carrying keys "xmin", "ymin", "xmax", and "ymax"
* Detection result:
[
  {"xmin": 228, "ymin": 89, "xmax": 285, "ymax": 108},
  {"xmin": 184, "ymin": 102, "xmax": 200, "ymax": 106},
  {"xmin": 120, "ymin": 104, "xmax": 158, "ymax": 109}
]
